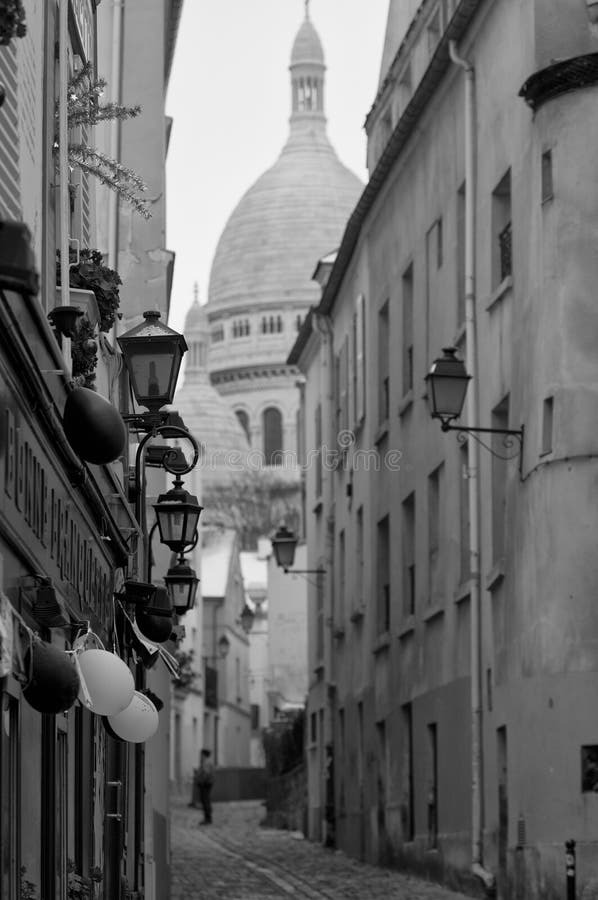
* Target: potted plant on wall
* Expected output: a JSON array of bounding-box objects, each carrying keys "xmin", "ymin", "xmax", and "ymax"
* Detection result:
[
  {"xmin": 0, "ymin": 0, "xmax": 26, "ymax": 45},
  {"xmin": 55, "ymin": 249, "xmax": 122, "ymax": 389}
]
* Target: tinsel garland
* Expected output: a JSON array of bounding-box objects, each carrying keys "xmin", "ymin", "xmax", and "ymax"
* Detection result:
[{"xmin": 55, "ymin": 62, "xmax": 150, "ymax": 219}]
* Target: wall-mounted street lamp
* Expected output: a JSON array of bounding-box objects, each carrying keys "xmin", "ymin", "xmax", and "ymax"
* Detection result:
[
  {"xmin": 164, "ymin": 555, "xmax": 199, "ymax": 616},
  {"xmin": 118, "ymin": 311, "xmax": 202, "ymax": 627},
  {"xmin": 238, "ymin": 604, "xmax": 255, "ymax": 635},
  {"xmin": 271, "ymin": 526, "xmax": 325, "ymax": 575},
  {"xmin": 117, "ymin": 310, "xmax": 187, "ymax": 431},
  {"xmin": 154, "ymin": 477, "xmax": 202, "ymax": 555},
  {"xmin": 426, "ymin": 347, "xmax": 524, "ymax": 472}
]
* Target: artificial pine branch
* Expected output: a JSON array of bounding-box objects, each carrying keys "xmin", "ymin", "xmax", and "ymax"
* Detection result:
[{"xmin": 54, "ymin": 62, "xmax": 151, "ymax": 218}]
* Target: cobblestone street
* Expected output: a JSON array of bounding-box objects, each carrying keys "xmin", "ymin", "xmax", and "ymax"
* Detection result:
[{"xmin": 170, "ymin": 797, "xmax": 475, "ymax": 900}]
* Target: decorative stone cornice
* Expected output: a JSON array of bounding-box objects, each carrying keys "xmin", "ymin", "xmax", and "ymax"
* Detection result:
[{"xmin": 210, "ymin": 363, "xmax": 300, "ymax": 386}]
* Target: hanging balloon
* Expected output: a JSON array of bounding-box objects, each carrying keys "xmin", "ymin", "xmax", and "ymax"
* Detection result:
[
  {"xmin": 105, "ymin": 690, "xmax": 159, "ymax": 743},
  {"xmin": 22, "ymin": 640, "xmax": 80, "ymax": 714},
  {"xmin": 76, "ymin": 648, "xmax": 135, "ymax": 716},
  {"xmin": 63, "ymin": 386, "xmax": 127, "ymax": 465}
]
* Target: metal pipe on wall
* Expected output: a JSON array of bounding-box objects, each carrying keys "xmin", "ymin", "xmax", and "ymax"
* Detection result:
[{"xmin": 448, "ymin": 38, "xmax": 494, "ymax": 893}]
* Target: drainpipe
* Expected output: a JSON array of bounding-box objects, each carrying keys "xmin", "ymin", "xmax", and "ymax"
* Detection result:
[
  {"xmin": 448, "ymin": 39, "xmax": 495, "ymax": 894},
  {"xmin": 58, "ymin": 0, "xmax": 71, "ymax": 373}
]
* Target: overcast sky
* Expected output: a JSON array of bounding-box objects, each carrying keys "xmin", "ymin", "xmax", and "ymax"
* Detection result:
[{"xmin": 165, "ymin": 0, "xmax": 389, "ymax": 333}]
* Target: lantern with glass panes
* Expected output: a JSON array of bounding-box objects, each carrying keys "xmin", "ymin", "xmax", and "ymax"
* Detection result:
[{"xmin": 425, "ymin": 347, "xmax": 524, "ymax": 471}]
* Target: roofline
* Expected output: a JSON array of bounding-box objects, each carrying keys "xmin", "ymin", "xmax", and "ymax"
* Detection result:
[
  {"xmin": 318, "ymin": 0, "xmax": 481, "ymax": 319},
  {"xmin": 287, "ymin": 307, "xmax": 315, "ymax": 365}
]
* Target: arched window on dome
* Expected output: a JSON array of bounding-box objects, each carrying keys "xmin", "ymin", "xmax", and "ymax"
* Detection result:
[
  {"xmin": 305, "ymin": 78, "xmax": 312, "ymax": 110},
  {"xmin": 235, "ymin": 410, "xmax": 251, "ymax": 445},
  {"xmin": 298, "ymin": 78, "xmax": 305, "ymax": 111},
  {"xmin": 263, "ymin": 407, "xmax": 283, "ymax": 466},
  {"xmin": 269, "ymin": 315, "xmax": 275, "ymax": 333},
  {"xmin": 313, "ymin": 79, "xmax": 320, "ymax": 111}
]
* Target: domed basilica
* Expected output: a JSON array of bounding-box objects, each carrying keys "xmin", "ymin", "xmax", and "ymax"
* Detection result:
[{"xmin": 175, "ymin": 4, "xmax": 362, "ymax": 547}]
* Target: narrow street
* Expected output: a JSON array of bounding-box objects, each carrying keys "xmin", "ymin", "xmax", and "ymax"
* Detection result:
[{"xmin": 170, "ymin": 797, "xmax": 475, "ymax": 900}]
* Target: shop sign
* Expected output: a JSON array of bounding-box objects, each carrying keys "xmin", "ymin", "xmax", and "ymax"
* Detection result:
[{"xmin": 3, "ymin": 408, "xmax": 113, "ymax": 622}]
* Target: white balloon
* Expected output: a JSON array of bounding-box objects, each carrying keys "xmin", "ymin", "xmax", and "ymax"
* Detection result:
[
  {"xmin": 107, "ymin": 691, "xmax": 159, "ymax": 743},
  {"xmin": 77, "ymin": 649, "xmax": 135, "ymax": 716}
]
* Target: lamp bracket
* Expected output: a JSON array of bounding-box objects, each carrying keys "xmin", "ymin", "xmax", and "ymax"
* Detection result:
[
  {"xmin": 442, "ymin": 423, "xmax": 524, "ymax": 475},
  {"xmin": 283, "ymin": 568, "xmax": 326, "ymax": 575}
]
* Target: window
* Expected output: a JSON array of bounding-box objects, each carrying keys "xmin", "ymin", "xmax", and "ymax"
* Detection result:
[
  {"xmin": 378, "ymin": 301, "xmax": 390, "ymax": 424},
  {"xmin": 492, "ymin": 169, "xmax": 512, "ymax": 286},
  {"xmin": 542, "ymin": 149, "xmax": 553, "ymax": 203},
  {"xmin": 402, "ymin": 265, "xmax": 414, "ymax": 395},
  {"xmin": 251, "ymin": 704, "xmax": 260, "ymax": 731},
  {"xmin": 335, "ymin": 337, "xmax": 349, "ymax": 447},
  {"xmin": 211, "ymin": 325, "xmax": 224, "ymax": 343},
  {"xmin": 354, "ymin": 294, "xmax": 366, "ymax": 424},
  {"xmin": 402, "ymin": 493, "xmax": 415, "ymax": 616},
  {"xmin": 542, "ymin": 396, "xmax": 554, "ymax": 455},
  {"xmin": 377, "ymin": 515, "xmax": 390, "ymax": 634},
  {"xmin": 401, "ymin": 703, "xmax": 415, "ymax": 841},
  {"xmin": 491, "ymin": 397, "xmax": 509, "ymax": 563},
  {"xmin": 310, "ymin": 712, "xmax": 317, "ymax": 743},
  {"xmin": 356, "ymin": 505, "xmax": 364, "ymax": 613},
  {"xmin": 295, "ymin": 314, "xmax": 303, "ymax": 331},
  {"xmin": 276, "ymin": 315, "xmax": 283, "ymax": 333},
  {"xmin": 337, "ymin": 529, "xmax": 346, "ymax": 627},
  {"xmin": 427, "ymin": 723, "xmax": 438, "ymax": 848},
  {"xmin": 0, "ymin": 692, "xmax": 19, "ymax": 898},
  {"xmin": 428, "ymin": 463, "xmax": 444, "ymax": 605},
  {"xmin": 235, "ymin": 409, "xmax": 251, "ymax": 444},
  {"xmin": 316, "ymin": 573, "xmax": 324, "ymax": 662},
  {"xmin": 263, "ymin": 407, "xmax": 283, "ymax": 466},
  {"xmin": 232, "ymin": 319, "xmax": 250, "ymax": 338},
  {"xmin": 460, "ymin": 443, "xmax": 470, "ymax": 580},
  {"xmin": 456, "ymin": 183, "xmax": 466, "ymax": 327},
  {"xmin": 581, "ymin": 745, "xmax": 598, "ymax": 792},
  {"xmin": 315, "ymin": 402, "xmax": 323, "ymax": 498}
]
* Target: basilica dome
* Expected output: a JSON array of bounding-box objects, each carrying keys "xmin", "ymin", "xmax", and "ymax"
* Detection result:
[
  {"xmin": 173, "ymin": 298, "xmax": 249, "ymax": 485},
  {"xmin": 207, "ymin": 9, "xmax": 363, "ymax": 320}
]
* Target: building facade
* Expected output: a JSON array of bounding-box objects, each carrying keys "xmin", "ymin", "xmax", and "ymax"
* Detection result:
[
  {"xmin": 0, "ymin": 1, "xmax": 182, "ymax": 898},
  {"xmin": 291, "ymin": 1, "xmax": 598, "ymax": 897}
]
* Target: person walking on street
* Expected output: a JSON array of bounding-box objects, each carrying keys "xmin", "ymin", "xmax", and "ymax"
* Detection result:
[{"xmin": 196, "ymin": 748, "xmax": 215, "ymax": 825}]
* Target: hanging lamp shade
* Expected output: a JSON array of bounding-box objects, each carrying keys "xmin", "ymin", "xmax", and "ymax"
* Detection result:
[
  {"xmin": 76, "ymin": 648, "xmax": 135, "ymax": 716},
  {"xmin": 117, "ymin": 311, "xmax": 187, "ymax": 413},
  {"xmin": 22, "ymin": 641, "xmax": 80, "ymax": 714},
  {"xmin": 63, "ymin": 386, "xmax": 127, "ymax": 465},
  {"xmin": 105, "ymin": 690, "xmax": 159, "ymax": 743},
  {"xmin": 135, "ymin": 587, "xmax": 173, "ymax": 644}
]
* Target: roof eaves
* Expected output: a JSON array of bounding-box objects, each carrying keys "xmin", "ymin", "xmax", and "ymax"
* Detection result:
[
  {"xmin": 287, "ymin": 307, "xmax": 315, "ymax": 366},
  {"xmin": 318, "ymin": 0, "xmax": 481, "ymax": 319}
]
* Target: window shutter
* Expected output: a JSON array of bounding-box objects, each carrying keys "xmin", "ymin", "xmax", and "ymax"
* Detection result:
[
  {"xmin": 0, "ymin": 45, "xmax": 21, "ymax": 218},
  {"xmin": 355, "ymin": 293, "xmax": 366, "ymax": 424}
]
